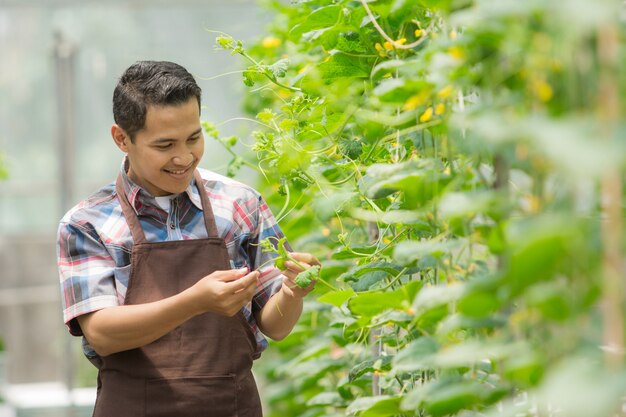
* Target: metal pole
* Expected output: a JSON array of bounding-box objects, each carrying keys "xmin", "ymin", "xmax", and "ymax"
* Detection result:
[
  {"xmin": 54, "ymin": 30, "xmax": 78, "ymax": 416},
  {"xmin": 368, "ymin": 222, "xmax": 382, "ymax": 397},
  {"xmin": 598, "ymin": 23, "xmax": 623, "ymax": 370}
]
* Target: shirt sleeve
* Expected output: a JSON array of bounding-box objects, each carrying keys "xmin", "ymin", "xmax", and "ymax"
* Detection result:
[
  {"xmin": 57, "ymin": 220, "xmax": 119, "ymax": 336},
  {"xmin": 248, "ymin": 195, "xmax": 289, "ymax": 314}
]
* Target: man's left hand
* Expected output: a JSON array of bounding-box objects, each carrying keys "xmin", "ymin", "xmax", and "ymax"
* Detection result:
[{"xmin": 280, "ymin": 252, "xmax": 321, "ymax": 298}]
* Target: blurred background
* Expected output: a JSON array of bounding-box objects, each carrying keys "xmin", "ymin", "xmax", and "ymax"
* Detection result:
[{"xmin": 0, "ymin": 0, "xmax": 267, "ymax": 415}]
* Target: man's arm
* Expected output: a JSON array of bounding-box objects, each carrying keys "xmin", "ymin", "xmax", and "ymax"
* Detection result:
[
  {"xmin": 78, "ymin": 268, "xmax": 259, "ymax": 356},
  {"xmin": 255, "ymin": 252, "xmax": 320, "ymax": 341}
]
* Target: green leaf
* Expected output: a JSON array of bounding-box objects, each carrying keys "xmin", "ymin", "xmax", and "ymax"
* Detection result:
[
  {"xmin": 423, "ymin": 381, "xmax": 484, "ymax": 416},
  {"xmin": 348, "ymin": 271, "xmax": 388, "ymax": 292},
  {"xmin": 307, "ymin": 392, "xmax": 344, "ymax": 407},
  {"xmin": 361, "ymin": 397, "xmax": 402, "ymax": 417},
  {"xmin": 504, "ymin": 215, "xmax": 580, "ymax": 297},
  {"xmin": 523, "ymin": 281, "xmax": 572, "ymax": 321},
  {"xmin": 372, "ymin": 78, "xmax": 426, "ymax": 103},
  {"xmin": 349, "ymin": 355, "xmax": 393, "ymax": 382},
  {"xmin": 331, "ymin": 244, "xmax": 378, "ymax": 260},
  {"xmin": 457, "ymin": 290, "xmax": 500, "ymax": 318},
  {"xmin": 533, "ymin": 356, "xmax": 626, "ymax": 417},
  {"xmin": 338, "ymin": 261, "xmax": 408, "ymax": 289},
  {"xmin": 338, "ymin": 137, "xmax": 363, "ymax": 160},
  {"xmin": 438, "ymin": 190, "xmax": 505, "ymax": 219},
  {"xmin": 502, "ymin": 351, "xmax": 545, "ymax": 387},
  {"xmin": 318, "ymin": 289, "xmax": 356, "ymax": 308},
  {"xmin": 242, "ymin": 69, "xmax": 255, "ymax": 87},
  {"xmin": 346, "ymin": 396, "xmax": 397, "ymax": 417},
  {"xmin": 295, "ymin": 265, "xmax": 321, "ymax": 288},
  {"xmin": 394, "ymin": 239, "xmax": 462, "ymax": 266},
  {"xmin": 433, "ymin": 341, "xmax": 523, "ymax": 368},
  {"xmin": 437, "ymin": 313, "xmax": 507, "ymax": 336},
  {"xmin": 289, "ymin": 5, "xmax": 342, "ymax": 41},
  {"xmin": 335, "ymin": 30, "xmax": 367, "ymax": 53},
  {"xmin": 348, "ymin": 280, "xmax": 421, "ymax": 318},
  {"xmin": 315, "ymin": 53, "xmax": 370, "ymax": 83},
  {"xmin": 267, "ymin": 58, "xmax": 289, "ymax": 79},
  {"xmin": 392, "ymin": 336, "xmax": 439, "ymax": 372},
  {"xmin": 372, "ymin": 78, "xmax": 408, "ymax": 103},
  {"xmin": 358, "ymin": 159, "xmax": 450, "ymax": 206},
  {"xmin": 257, "ymin": 109, "xmax": 275, "ymax": 124},
  {"xmin": 371, "ymin": 59, "xmax": 407, "ymax": 81},
  {"xmin": 411, "ymin": 284, "xmax": 466, "ymax": 331}
]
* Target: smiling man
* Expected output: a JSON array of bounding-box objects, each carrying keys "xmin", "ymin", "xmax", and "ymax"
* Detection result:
[{"xmin": 56, "ymin": 61, "xmax": 319, "ymax": 417}]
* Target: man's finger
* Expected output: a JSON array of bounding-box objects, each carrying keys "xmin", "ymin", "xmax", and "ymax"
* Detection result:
[
  {"xmin": 215, "ymin": 267, "xmax": 250, "ymax": 282},
  {"xmin": 284, "ymin": 260, "xmax": 311, "ymax": 273},
  {"xmin": 289, "ymin": 252, "xmax": 321, "ymax": 266},
  {"xmin": 231, "ymin": 271, "xmax": 259, "ymax": 293}
]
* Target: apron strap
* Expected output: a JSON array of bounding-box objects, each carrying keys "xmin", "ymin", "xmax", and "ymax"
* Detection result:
[
  {"xmin": 193, "ymin": 170, "xmax": 220, "ymax": 238},
  {"xmin": 115, "ymin": 171, "xmax": 220, "ymax": 244},
  {"xmin": 115, "ymin": 174, "xmax": 147, "ymax": 244}
]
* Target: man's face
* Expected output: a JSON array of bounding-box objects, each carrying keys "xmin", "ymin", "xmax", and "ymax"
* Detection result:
[{"xmin": 123, "ymin": 98, "xmax": 204, "ymax": 196}]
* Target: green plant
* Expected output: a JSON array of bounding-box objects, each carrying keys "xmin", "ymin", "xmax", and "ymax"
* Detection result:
[
  {"xmin": 207, "ymin": 0, "xmax": 626, "ymax": 416},
  {"xmin": 257, "ymin": 237, "xmax": 334, "ymax": 289}
]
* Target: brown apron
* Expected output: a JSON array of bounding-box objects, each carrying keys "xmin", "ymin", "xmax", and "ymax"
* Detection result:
[{"xmin": 91, "ymin": 171, "xmax": 262, "ymax": 417}]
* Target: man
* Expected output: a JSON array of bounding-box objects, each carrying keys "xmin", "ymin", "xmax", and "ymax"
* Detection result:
[{"xmin": 57, "ymin": 60, "xmax": 319, "ymax": 417}]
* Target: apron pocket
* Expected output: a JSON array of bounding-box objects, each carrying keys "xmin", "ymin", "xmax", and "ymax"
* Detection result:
[{"xmin": 146, "ymin": 374, "xmax": 237, "ymax": 417}]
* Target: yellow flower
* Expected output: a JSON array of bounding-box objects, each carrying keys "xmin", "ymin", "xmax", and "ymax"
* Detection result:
[
  {"xmin": 419, "ymin": 107, "xmax": 433, "ymax": 123},
  {"xmin": 403, "ymin": 91, "xmax": 429, "ymax": 111},
  {"xmin": 437, "ymin": 85, "xmax": 454, "ymax": 99},
  {"xmin": 383, "ymin": 38, "xmax": 407, "ymax": 51},
  {"xmin": 532, "ymin": 78, "xmax": 553, "ymax": 102},
  {"xmin": 448, "ymin": 46, "xmax": 464, "ymax": 60},
  {"xmin": 322, "ymin": 228, "xmax": 331, "ymax": 237},
  {"xmin": 450, "ymin": 30, "xmax": 458, "ymax": 40},
  {"xmin": 415, "ymin": 29, "xmax": 422, "ymax": 37},
  {"xmin": 261, "ymin": 36, "xmax": 281, "ymax": 48},
  {"xmin": 375, "ymin": 43, "xmax": 386, "ymax": 57},
  {"xmin": 522, "ymin": 194, "xmax": 541, "ymax": 214},
  {"xmin": 435, "ymin": 103, "xmax": 446, "ymax": 115}
]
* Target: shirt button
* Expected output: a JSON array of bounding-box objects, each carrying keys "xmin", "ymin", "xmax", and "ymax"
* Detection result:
[{"xmin": 169, "ymin": 223, "xmax": 176, "ymax": 229}]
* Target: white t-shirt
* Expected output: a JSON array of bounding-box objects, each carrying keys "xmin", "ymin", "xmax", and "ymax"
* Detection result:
[{"xmin": 154, "ymin": 195, "xmax": 174, "ymax": 212}]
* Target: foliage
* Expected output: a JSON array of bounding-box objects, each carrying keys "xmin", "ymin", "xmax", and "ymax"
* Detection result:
[
  {"xmin": 208, "ymin": 0, "xmax": 626, "ymax": 416},
  {"xmin": 257, "ymin": 236, "xmax": 330, "ymax": 289}
]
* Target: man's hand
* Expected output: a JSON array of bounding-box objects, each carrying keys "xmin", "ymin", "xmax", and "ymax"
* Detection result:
[
  {"xmin": 190, "ymin": 268, "xmax": 260, "ymax": 316},
  {"xmin": 280, "ymin": 252, "xmax": 321, "ymax": 299}
]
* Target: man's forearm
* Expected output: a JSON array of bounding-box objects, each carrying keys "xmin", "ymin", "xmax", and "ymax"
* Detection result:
[
  {"xmin": 77, "ymin": 287, "xmax": 200, "ymax": 357},
  {"xmin": 77, "ymin": 268, "xmax": 260, "ymax": 357},
  {"xmin": 257, "ymin": 287, "xmax": 303, "ymax": 341}
]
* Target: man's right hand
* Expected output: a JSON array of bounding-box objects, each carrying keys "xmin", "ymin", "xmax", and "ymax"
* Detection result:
[{"xmin": 190, "ymin": 268, "xmax": 260, "ymax": 317}]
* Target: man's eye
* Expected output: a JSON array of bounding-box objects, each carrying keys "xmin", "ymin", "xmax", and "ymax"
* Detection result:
[
  {"xmin": 189, "ymin": 136, "xmax": 200, "ymax": 142},
  {"xmin": 155, "ymin": 144, "xmax": 173, "ymax": 150}
]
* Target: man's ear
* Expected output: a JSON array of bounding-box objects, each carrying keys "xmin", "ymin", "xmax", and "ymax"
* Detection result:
[{"xmin": 111, "ymin": 124, "xmax": 130, "ymax": 152}]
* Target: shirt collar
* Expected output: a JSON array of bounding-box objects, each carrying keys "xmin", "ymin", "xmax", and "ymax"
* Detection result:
[{"xmin": 118, "ymin": 157, "xmax": 203, "ymax": 213}]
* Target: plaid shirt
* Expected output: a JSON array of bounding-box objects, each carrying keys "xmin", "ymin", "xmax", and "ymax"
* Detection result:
[{"xmin": 57, "ymin": 159, "xmax": 285, "ymax": 359}]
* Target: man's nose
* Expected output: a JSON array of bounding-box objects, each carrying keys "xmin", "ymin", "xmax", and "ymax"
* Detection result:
[{"xmin": 172, "ymin": 152, "xmax": 194, "ymax": 167}]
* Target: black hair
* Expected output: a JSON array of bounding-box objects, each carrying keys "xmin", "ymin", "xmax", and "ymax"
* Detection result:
[{"xmin": 112, "ymin": 61, "xmax": 202, "ymax": 141}]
